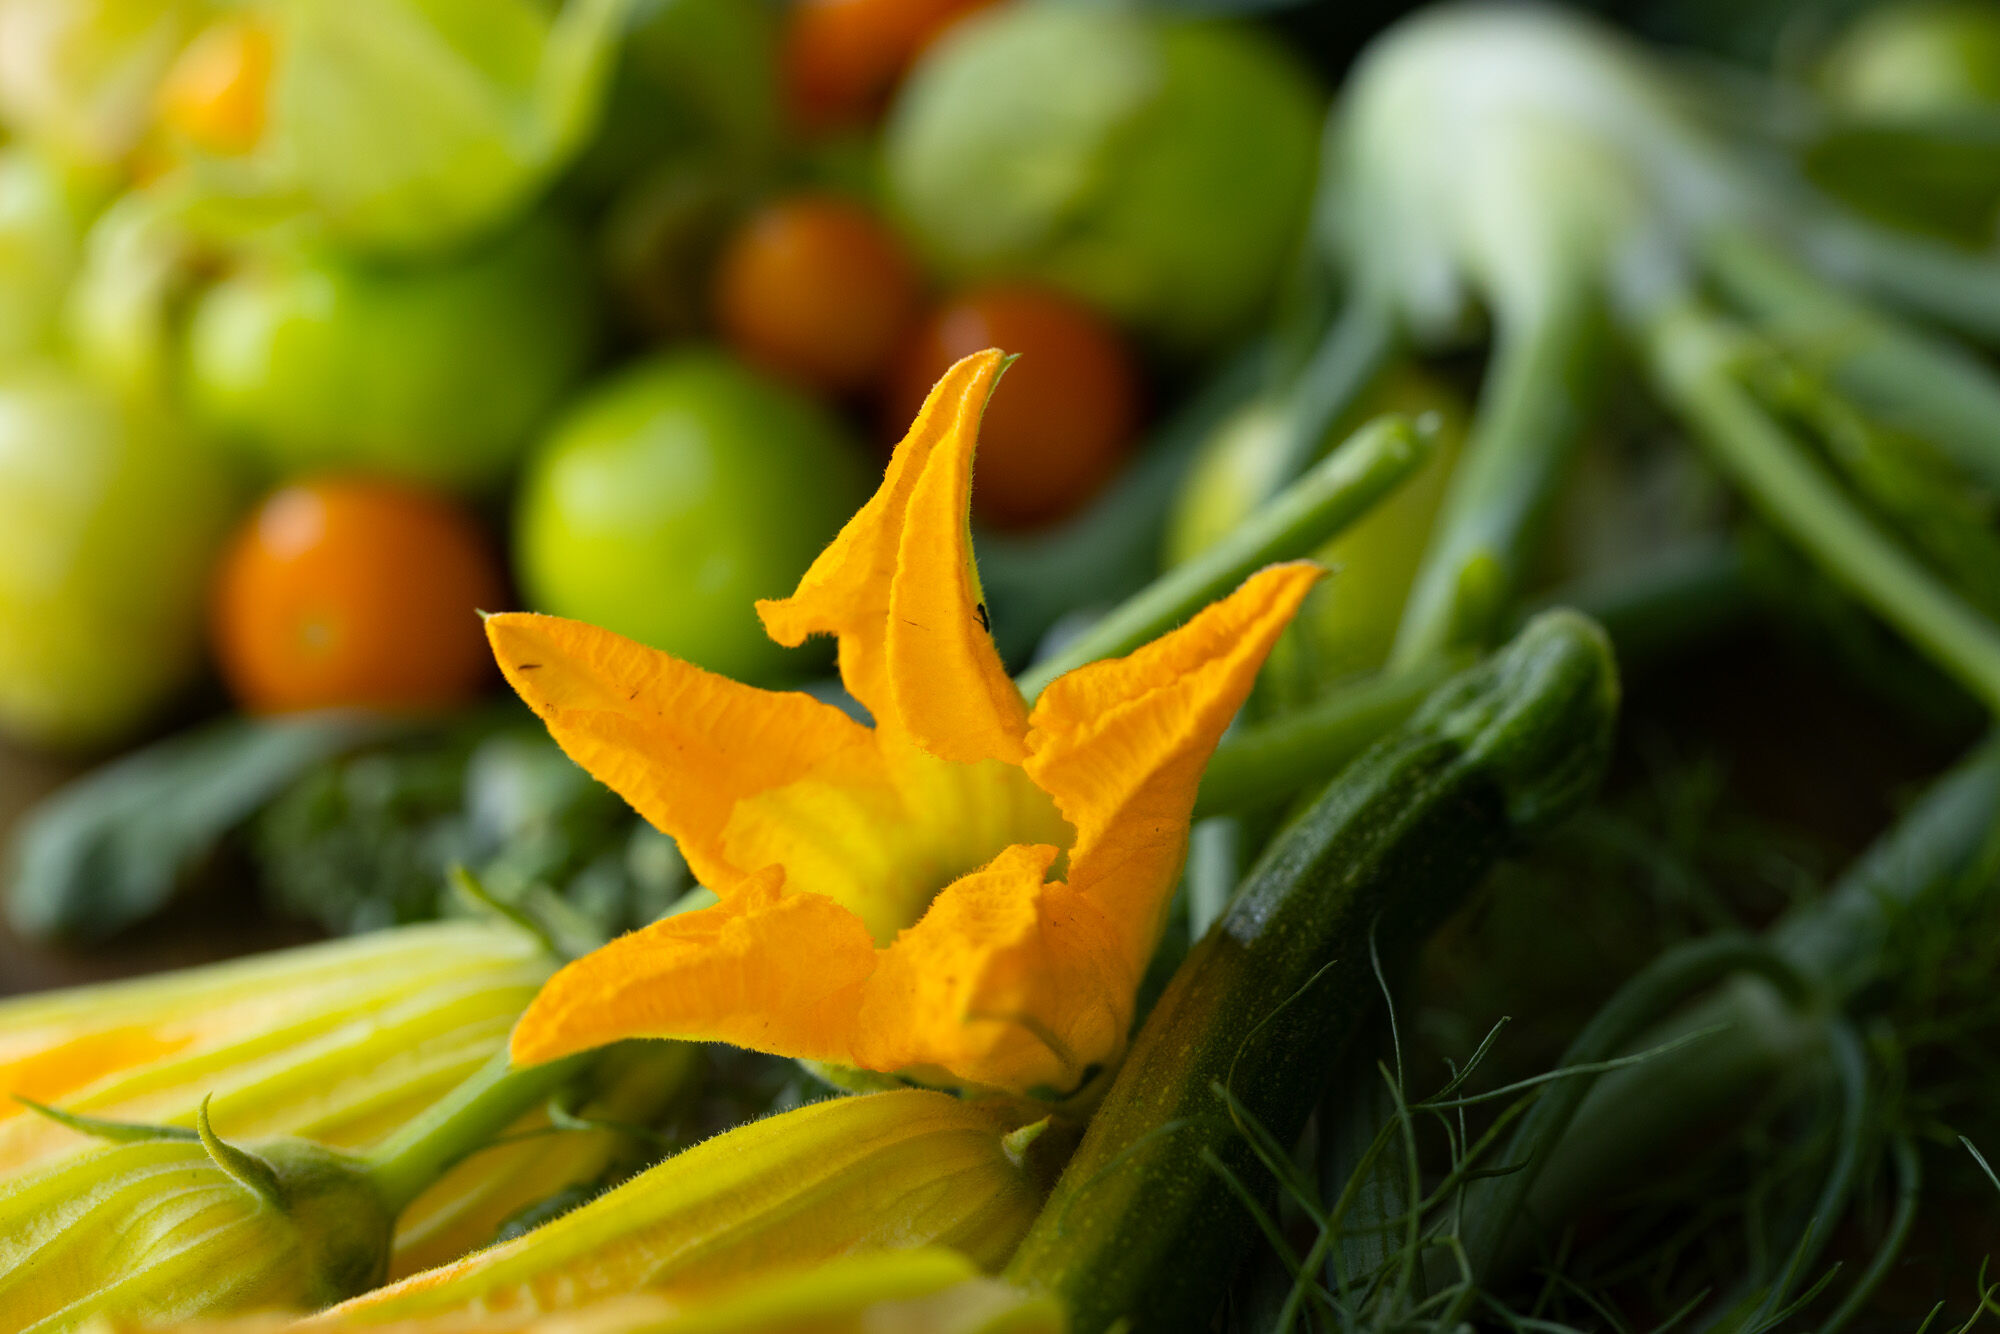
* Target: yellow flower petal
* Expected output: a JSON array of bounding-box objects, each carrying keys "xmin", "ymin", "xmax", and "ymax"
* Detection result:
[
  {"xmin": 511, "ymin": 868, "xmax": 875, "ymax": 1068},
  {"xmin": 487, "ymin": 612, "xmax": 875, "ymax": 890},
  {"xmin": 757, "ymin": 351, "xmax": 1029, "ymax": 766},
  {"xmin": 1026, "ymin": 562, "xmax": 1325, "ymax": 948},
  {"xmin": 857, "ymin": 845, "xmax": 1128, "ymax": 1095}
]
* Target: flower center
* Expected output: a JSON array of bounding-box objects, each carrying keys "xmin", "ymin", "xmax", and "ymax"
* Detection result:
[{"xmin": 720, "ymin": 740, "xmax": 1073, "ymax": 946}]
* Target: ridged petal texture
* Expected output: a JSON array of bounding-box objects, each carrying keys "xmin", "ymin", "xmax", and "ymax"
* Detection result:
[
  {"xmin": 314, "ymin": 1091, "xmax": 1042, "ymax": 1324},
  {"xmin": 491, "ymin": 350, "xmax": 1321, "ymax": 1094},
  {"xmin": 0, "ymin": 924, "xmax": 692, "ymax": 1280},
  {"xmin": 100, "ymin": 1249, "xmax": 1061, "ymax": 1334}
]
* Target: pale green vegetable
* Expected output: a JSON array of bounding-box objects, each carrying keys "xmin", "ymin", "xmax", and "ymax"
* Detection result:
[
  {"xmin": 0, "ymin": 365, "xmax": 236, "ymax": 750},
  {"xmin": 886, "ymin": 3, "xmax": 1321, "ymax": 352},
  {"xmin": 1322, "ymin": 5, "xmax": 2000, "ymax": 717},
  {"xmin": 181, "ymin": 0, "xmax": 632, "ymax": 254}
]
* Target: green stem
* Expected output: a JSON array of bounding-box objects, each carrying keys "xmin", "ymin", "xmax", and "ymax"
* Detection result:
[
  {"xmin": 1266, "ymin": 293, "xmax": 1400, "ymax": 489},
  {"xmin": 1800, "ymin": 209, "xmax": 2000, "ymax": 348},
  {"xmin": 364, "ymin": 1049, "xmax": 592, "ymax": 1213},
  {"xmin": 1191, "ymin": 657, "xmax": 1459, "ymax": 820},
  {"xmin": 1391, "ymin": 284, "xmax": 1602, "ymax": 667},
  {"xmin": 1644, "ymin": 300, "xmax": 2000, "ymax": 717},
  {"xmin": 1815, "ymin": 1134, "xmax": 1920, "ymax": 1334},
  {"xmin": 1458, "ymin": 937, "xmax": 1815, "ymax": 1285},
  {"xmin": 1017, "ymin": 414, "xmax": 1431, "ymax": 703},
  {"xmin": 1492, "ymin": 740, "xmax": 2000, "ymax": 1285},
  {"xmin": 1705, "ymin": 228, "xmax": 2000, "ymax": 492}
]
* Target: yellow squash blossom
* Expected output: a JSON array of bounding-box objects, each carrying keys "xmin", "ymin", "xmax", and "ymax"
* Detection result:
[{"xmin": 489, "ymin": 350, "xmax": 1320, "ymax": 1095}]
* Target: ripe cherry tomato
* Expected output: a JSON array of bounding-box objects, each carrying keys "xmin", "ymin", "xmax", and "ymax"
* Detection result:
[
  {"xmin": 885, "ymin": 284, "xmax": 1140, "ymax": 531},
  {"xmin": 156, "ymin": 17, "xmax": 275, "ymax": 155},
  {"xmin": 783, "ymin": 0, "xmax": 1000, "ymax": 132},
  {"xmin": 712, "ymin": 194, "xmax": 923, "ymax": 397},
  {"xmin": 211, "ymin": 478, "xmax": 507, "ymax": 714}
]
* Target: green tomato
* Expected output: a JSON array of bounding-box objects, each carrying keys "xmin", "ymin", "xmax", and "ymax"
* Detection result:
[
  {"xmin": 886, "ymin": 4, "xmax": 1322, "ymax": 353},
  {"xmin": 515, "ymin": 350, "xmax": 868, "ymax": 684},
  {"xmin": 1166, "ymin": 367, "xmax": 1466, "ymax": 695},
  {"xmin": 185, "ymin": 216, "xmax": 598, "ymax": 493},
  {"xmin": 0, "ymin": 366, "xmax": 236, "ymax": 750}
]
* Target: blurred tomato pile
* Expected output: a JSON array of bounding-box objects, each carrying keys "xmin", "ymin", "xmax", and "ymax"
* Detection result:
[{"xmin": 0, "ymin": 0, "xmax": 1322, "ymax": 751}]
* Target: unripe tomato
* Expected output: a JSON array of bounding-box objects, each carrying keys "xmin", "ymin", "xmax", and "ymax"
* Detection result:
[
  {"xmin": 514, "ymin": 351, "xmax": 869, "ymax": 684},
  {"xmin": 884, "ymin": 284, "xmax": 1139, "ymax": 531},
  {"xmin": 211, "ymin": 478, "xmax": 507, "ymax": 713},
  {"xmin": 185, "ymin": 216, "xmax": 597, "ymax": 494},
  {"xmin": 712, "ymin": 194, "xmax": 923, "ymax": 396},
  {"xmin": 0, "ymin": 367, "xmax": 236, "ymax": 751},
  {"xmin": 783, "ymin": 0, "xmax": 1001, "ymax": 132}
]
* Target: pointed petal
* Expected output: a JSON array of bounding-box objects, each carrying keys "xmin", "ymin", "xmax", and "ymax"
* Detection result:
[
  {"xmin": 1025, "ymin": 562, "xmax": 1323, "ymax": 952},
  {"xmin": 757, "ymin": 351, "xmax": 1028, "ymax": 765},
  {"xmin": 856, "ymin": 845, "xmax": 1129, "ymax": 1094},
  {"xmin": 488, "ymin": 612, "xmax": 875, "ymax": 888},
  {"xmin": 510, "ymin": 868, "xmax": 875, "ymax": 1067}
]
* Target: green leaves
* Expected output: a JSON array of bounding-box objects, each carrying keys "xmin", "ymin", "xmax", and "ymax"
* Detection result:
[{"xmin": 5, "ymin": 711, "xmax": 399, "ymax": 941}]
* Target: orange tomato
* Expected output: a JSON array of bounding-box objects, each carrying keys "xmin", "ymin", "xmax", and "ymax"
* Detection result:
[
  {"xmin": 885, "ymin": 284, "xmax": 1140, "ymax": 531},
  {"xmin": 712, "ymin": 194, "xmax": 923, "ymax": 396},
  {"xmin": 156, "ymin": 17, "xmax": 275, "ymax": 156},
  {"xmin": 210, "ymin": 478, "xmax": 507, "ymax": 713},
  {"xmin": 783, "ymin": 0, "xmax": 1001, "ymax": 132}
]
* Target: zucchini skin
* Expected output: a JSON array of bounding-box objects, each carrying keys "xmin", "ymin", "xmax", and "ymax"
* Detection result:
[{"xmin": 1003, "ymin": 609, "xmax": 1618, "ymax": 1334}]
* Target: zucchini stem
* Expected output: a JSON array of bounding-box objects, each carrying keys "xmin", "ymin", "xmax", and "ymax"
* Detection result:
[
  {"xmin": 363, "ymin": 1048, "xmax": 592, "ymax": 1214},
  {"xmin": 1644, "ymin": 300, "xmax": 2000, "ymax": 717},
  {"xmin": 1018, "ymin": 413, "xmax": 1432, "ymax": 703},
  {"xmin": 1193, "ymin": 658, "xmax": 1458, "ymax": 819}
]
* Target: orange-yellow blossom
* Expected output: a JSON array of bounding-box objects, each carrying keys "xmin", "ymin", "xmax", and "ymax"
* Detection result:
[{"xmin": 489, "ymin": 349, "xmax": 1321, "ymax": 1095}]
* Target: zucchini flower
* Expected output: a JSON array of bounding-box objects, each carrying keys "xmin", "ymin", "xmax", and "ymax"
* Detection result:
[
  {"xmin": 0, "ymin": 1102, "xmax": 394, "ymax": 1331},
  {"xmin": 317, "ymin": 1090, "xmax": 1047, "ymax": 1322},
  {"xmin": 0, "ymin": 921, "xmax": 549, "ymax": 1178},
  {"xmin": 488, "ymin": 351, "xmax": 1321, "ymax": 1097},
  {"xmin": 107, "ymin": 1249, "xmax": 1060, "ymax": 1334},
  {"xmin": 0, "ymin": 923, "xmax": 697, "ymax": 1284}
]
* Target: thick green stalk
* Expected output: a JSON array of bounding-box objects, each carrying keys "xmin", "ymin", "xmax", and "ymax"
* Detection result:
[
  {"xmin": 1391, "ymin": 284, "xmax": 1602, "ymax": 667},
  {"xmin": 365, "ymin": 1049, "xmax": 593, "ymax": 1213},
  {"xmin": 1018, "ymin": 414, "xmax": 1431, "ymax": 702},
  {"xmin": 1705, "ymin": 228, "xmax": 2000, "ymax": 492},
  {"xmin": 1644, "ymin": 300, "xmax": 2000, "ymax": 716}
]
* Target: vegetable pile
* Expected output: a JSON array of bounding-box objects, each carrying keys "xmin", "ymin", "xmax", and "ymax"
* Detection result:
[{"xmin": 3, "ymin": 0, "xmax": 2000, "ymax": 1330}]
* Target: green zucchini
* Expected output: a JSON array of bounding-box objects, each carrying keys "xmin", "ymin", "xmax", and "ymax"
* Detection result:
[{"xmin": 1003, "ymin": 609, "xmax": 1619, "ymax": 1334}]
